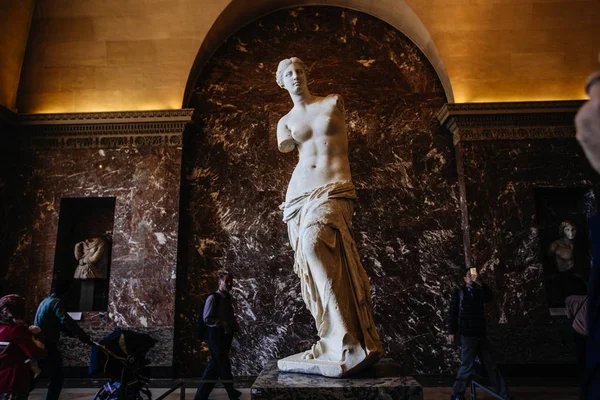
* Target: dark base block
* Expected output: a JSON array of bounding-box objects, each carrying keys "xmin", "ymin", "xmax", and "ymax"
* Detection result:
[{"xmin": 251, "ymin": 359, "xmax": 423, "ymax": 400}]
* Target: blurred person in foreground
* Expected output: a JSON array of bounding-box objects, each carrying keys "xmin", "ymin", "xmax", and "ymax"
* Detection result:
[
  {"xmin": 575, "ymin": 68, "xmax": 600, "ymax": 400},
  {"xmin": 0, "ymin": 294, "xmax": 47, "ymax": 400}
]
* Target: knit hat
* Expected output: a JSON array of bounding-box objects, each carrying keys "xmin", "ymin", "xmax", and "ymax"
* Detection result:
[{"xmin": 0, "ymin": 294, "xmax": 25, "ymax": 325}]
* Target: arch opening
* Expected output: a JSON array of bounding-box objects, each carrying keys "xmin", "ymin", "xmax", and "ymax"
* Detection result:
[{"xmin": 182, "ymin": 0, "xmax": 454, "ymax": 107}]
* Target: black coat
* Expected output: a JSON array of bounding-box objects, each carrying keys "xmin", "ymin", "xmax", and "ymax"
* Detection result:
[{"xmin": 448, "ymin": 283, "xmax": 493, "ymax": 338}]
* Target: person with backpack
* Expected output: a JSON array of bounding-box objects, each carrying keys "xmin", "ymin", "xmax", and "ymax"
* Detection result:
[
  {"xmin": 447, "ymin": 267, "xmax": 510, "ymax": 400},
  {"xmin": 34, "ymin": 281, "xmax": 92, "ymax": 400},
  {"xmin": 194, "ymin": 270, "xmax": 241, "ymax": 400}
]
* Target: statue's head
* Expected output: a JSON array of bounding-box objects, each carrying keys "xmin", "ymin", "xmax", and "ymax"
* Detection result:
[
  {"xmin": 559, "ymin": 220, "xmax": 576, "ymax": 240},
  {"xmin": 276, "ymin": 57, "xmax": 309, "ymax": 93}
]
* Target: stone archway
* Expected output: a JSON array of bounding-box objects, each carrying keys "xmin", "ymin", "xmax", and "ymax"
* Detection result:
[
  {"xmin": 175, "ymin": 6, "xmax": 463, "ymax": 377},
  {"xmin": 182, "ymin": 0, "xmax": 454, "ymax": 107}
]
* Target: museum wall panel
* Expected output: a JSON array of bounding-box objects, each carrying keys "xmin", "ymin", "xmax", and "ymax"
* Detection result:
[
  {"xmin": 0, "ymin": 110, "xmax": 190, "ymax": 371},
  {"xmin": 0, "ymin": 107, "xmax": 21, "ymax": 293},
  {"xmin": 439, "ymin": 102, "xmax": 600, "ymax": 367},
  {"xmin": 175, "ymin": 7, "xmax": 465, "ymax": 376},
  {"xmin": 463, "ymin": 137, "xmax": 598, "ymax": 365}
]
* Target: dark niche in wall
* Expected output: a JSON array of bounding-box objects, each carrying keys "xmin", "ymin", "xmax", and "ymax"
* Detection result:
[
  {"xmin": 535, "ymin": 188, "xmax": 594, "ymax": 309},
  {"xmin": 54, "ymin": 197, "xmax": 115, "ymax": 311}
]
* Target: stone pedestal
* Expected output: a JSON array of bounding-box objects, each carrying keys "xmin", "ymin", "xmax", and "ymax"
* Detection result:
[{"xmin": 251, "ymin": 359, "xmax": 422, "ymax": 400}]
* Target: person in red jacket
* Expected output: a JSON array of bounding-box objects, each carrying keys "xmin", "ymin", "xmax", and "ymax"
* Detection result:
[{"xmin": 0, "ymin": 295, "xmax": 48, "ymax": 400}]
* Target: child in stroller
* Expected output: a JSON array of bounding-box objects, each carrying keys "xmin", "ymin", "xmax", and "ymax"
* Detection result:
[{"xmin": 90, "ymin": 328, "xmax": 157, "ymax": 400}]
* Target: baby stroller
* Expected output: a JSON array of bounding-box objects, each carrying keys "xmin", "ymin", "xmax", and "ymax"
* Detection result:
[{"xmin": 90, "ymin": 328, "xmax": 157, "ymax": 400}]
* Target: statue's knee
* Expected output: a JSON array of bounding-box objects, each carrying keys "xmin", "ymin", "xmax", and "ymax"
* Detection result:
[
  {"xmin": 301, "ymin": 225, "xmax": 320, "ymax": 255},
  {"xmin": 301, "ymin": 225, "xmax": 334, "ymax": 258}
]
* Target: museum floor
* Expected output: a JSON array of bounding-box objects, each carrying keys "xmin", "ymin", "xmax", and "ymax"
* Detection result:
[{"xmin": 28, "ymin": 385, "xmax": 580, "ymax": 400}]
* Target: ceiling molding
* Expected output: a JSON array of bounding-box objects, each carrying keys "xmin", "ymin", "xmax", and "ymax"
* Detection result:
[
  {"xmin": 19, "ymin": 109, "xmax": 193, "ymax": 125},
  {"xmin": 12, "ymin": 109, "xmax": 194, "ymax": 149},
  {"xmin": 436, "ymin": 101, "xmax": 584, "ymax": 145}
]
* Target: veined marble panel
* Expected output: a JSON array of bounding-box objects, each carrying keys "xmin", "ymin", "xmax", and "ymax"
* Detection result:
[{"xmin": 176, "ymin": 6, "xmax": 463, "ymax": 376}]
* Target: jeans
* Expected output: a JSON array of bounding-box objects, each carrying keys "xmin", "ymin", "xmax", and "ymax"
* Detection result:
[
  {"xmin": 194, "ymin": 328, "xmax": 237, "ymax": 400},
  {"xmin": 40, "ymin": 345, "xmax": 63, "ymax": 400},
  {"xmin": 452, "ymin": 336, "xmax": 509, "ymax": 398}
]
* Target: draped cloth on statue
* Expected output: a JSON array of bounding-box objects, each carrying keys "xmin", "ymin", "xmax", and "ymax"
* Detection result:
[{"xmin": 279, "ymin": 180, "xmax": 383, "ymax": 377}]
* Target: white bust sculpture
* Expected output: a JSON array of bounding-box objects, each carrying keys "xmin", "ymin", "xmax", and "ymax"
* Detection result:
[
  {"xmin": 276, "ymin": 57, "xmax": 384, "ymax": 377},
  {"xmin": 548, "ymin": 220, "xmax": 576, "ymax": 273},
  {"xmin": 73, "ymin": 237, "xmax": 107, "ymax": 279}
]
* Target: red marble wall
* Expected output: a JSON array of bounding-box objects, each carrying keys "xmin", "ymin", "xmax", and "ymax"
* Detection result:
[
  {"xmin": 458, "ymin": 138, "xmax": 600, "ymax": 366},
  {"xmin": 2, "ymin": 143, "xmax": 181, "ymax": 368},
  {"xmin": 176, "ymin": 6, "xmax": 464, "ymax": 376}
]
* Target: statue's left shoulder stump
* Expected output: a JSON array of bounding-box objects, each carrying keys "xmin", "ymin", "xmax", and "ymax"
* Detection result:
[{"xmin": 251, "ymin": 359, "xmax": 423, "ymax": 400}]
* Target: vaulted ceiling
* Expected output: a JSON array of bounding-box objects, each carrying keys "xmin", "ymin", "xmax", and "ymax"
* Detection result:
[{"xmin": 0, "ymin": 0, "xmax": 598, "ymax": 113}]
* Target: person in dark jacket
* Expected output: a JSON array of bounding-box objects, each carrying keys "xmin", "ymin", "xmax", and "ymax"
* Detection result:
[
  {"xmin": 34, "ymin": 281, "xmax": 91, "ymax": 400},
  {"xmin": 447, "ymin": 267, "xmax": 509, "ymax": 400},
  {"xmin": 194, "ymin": 271, "xmax": 241, "ymax": 400},
  {"xmin": 0, "ymin": 294, "xmax": 48, "ymax": 400}
]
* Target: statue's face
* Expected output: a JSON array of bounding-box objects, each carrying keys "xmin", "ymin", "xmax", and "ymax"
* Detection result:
[
  {"xmin": 282, "ymin": 62, "xmax": 308, "ymax": 95},
  {"xmin": 564, "ymin": 224, "xmax": 576, "ymax": 240}
]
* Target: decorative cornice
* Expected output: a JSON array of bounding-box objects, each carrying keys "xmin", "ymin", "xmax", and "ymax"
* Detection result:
[
  {"xmin": 13, "ymin": 109, "xmax": 194, "ymax": 149},
  {"xmin": 25, "ymin": 134, "xmax": 183, "ymax": 149},
  {"xmin": 436, "ymin": 101, "xmax": 585, "ymax": 145},
  {"xmin": 19, "ymin": 109, "xmax": 193, "ymax": 125}
]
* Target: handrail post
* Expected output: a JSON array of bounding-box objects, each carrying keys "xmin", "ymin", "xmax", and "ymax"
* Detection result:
[
  {"xmin": 470, "ymin": 380, "xmax": 506, "ymax": 400},
  {"xmin": 155, "ymin": 381, "xmax": 186, "ymax": 400}
]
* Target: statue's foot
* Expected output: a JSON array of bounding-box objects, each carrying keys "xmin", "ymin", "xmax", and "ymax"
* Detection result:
[
  {"xmin": 278, "ymin": 349, "xmax": 380, "ymax": 378},
  {"xmin": 301, "ymin": 349, "xmax": 314, "ymax": 359}
]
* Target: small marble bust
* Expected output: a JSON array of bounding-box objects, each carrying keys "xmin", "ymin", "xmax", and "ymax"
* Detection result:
[
  {"xmin": 548, "ymin": 221, "xmax": 576, "ymax": 273},
  {"xmin": 73, "ymin": 237, "xmax": 108, "ymax": 279}
]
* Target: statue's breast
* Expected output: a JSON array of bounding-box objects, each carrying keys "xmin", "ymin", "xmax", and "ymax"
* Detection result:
[
  {"xmin": 289, "ymin": 121, "xmax": 313, "ymax": 142},
  {"xmin": 312, "ymin": 113, "xmax": 343, "ymax": 137},
  {"xmin": 555, "ymin": 244, "xmax": 574, "ymax": 260}
]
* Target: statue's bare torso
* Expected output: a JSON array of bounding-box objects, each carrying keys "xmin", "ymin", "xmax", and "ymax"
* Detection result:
[
  {"xmin": 549, "ymin": 238, "xmax": 575, "ymax": 272},
  {"xmin": 278, "ymin": 94, "xmax": 351, "ymax": 202}
]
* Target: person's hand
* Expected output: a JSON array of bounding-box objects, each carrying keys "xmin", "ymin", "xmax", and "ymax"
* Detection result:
[
  {"xmin": 576, "ymin": 71, "xmax": 600, "ymax": 173},
  {"xmin": 32, "ymin": 337, "xmax": 45, "ymax": 349},
  {"xmin": 28, "ymin": 325, "xmax": 41, "ymax": 335},
  {"xmin": 448, "ymin": 334, "xmax": 455, "ymax": 344}
]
